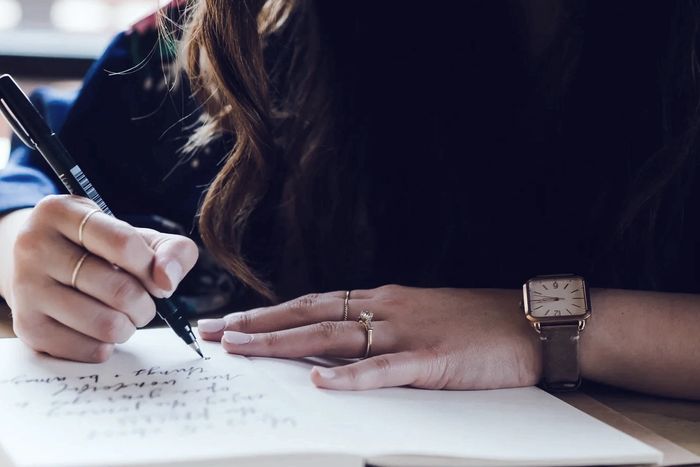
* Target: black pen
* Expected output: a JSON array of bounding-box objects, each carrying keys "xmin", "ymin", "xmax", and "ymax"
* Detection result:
[{"xmin": 0, "ymin": 74, "xmax": 203, "ymax": 358}]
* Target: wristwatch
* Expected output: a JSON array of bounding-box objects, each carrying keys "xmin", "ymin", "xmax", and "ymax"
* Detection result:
[{"xmin": 522, "ymin": 274, "xmax": 591, "ymax": 391}]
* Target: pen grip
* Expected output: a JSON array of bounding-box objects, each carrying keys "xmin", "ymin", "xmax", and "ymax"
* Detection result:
[
  {"xmin": 0, "ymin": 74, "xmax": 200, "ymax": 355},
  {"xmin": 155, "ymin": 298, "xmax": 195, "ymax": 344}
]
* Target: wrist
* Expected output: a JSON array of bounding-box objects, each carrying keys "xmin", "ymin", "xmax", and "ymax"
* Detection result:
[
  {"xmin": 517, "ymin": 327, "xmax": 544, "ymax": 387},
  {"xmin": 0, "ymin": 209, "xmax": 33, "ymax": 306},
  {"xmin": 515, "ymin": 297, "xmax": 544, "ymax": 385},
  {"xmin": 521, "ymin": 275, "xmax": 591, "ymax": 391},
  {"xmin": 578, "ymin": 288, "xmax": 610, "ymax": 383}
]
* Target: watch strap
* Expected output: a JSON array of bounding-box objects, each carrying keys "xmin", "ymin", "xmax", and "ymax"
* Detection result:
[{"xmin": 539, "ymin": 323, "xmax": 581, "ymax": 391}]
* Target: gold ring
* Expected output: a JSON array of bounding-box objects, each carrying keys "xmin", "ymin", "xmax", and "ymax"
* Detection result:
[
  {"xmin": 343, "ymin": 290, "xmax": 351, "ymax": 321},
  {"xmin": 71, "ymin": 252, "xmax": 90, "ymax": 289},
  {"xmin": 78, "ymin": 209, "xmax": 101, "ymax": 247},
  {"xmin": 358, "ymin": 310, "xmax": 373, "ymax": 359}
]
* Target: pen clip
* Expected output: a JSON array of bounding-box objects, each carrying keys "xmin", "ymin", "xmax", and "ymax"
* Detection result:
[{"xmin": 0, "ymin": 97, "xmax": 37, "ymax": 150}]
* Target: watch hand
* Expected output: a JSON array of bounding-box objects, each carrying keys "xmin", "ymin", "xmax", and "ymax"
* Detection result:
[{"xmin": 531, "ymin": 297, "xmax": 562, "ymax": 302}]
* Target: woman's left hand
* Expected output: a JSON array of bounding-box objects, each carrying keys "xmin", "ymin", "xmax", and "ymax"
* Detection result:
[{"xmin": 197, "ymin": 285, "xmax": 542, "ymax": 390}]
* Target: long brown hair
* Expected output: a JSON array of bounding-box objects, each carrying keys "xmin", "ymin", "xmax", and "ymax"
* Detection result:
[
  {"xmin": 179, "ymin": 0, "xmax": 313, "ymax": 302},
  {"xmin": 175, "ymin": 1, "xmax": 700, "ymax": 297}
]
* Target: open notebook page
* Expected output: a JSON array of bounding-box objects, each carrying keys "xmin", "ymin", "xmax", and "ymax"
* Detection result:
[{"xmin": 0, "ymin": 328, "xmax": 661, "ymax": 467}]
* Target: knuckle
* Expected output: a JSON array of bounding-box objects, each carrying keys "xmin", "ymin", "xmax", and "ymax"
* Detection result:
[
  {"xmin": 13, "ymin": 312, "xmax": 47, "ymax": 348},
  {"xmin": 287, "ymin": 293, "xmax": 320, "ymax": 315},
  {"xmin": 377, "ymin": 294, "xmax": 405, "ymax": 311},
  {"xmin": 34, "ymin": 194, "xmax": 68, "ymax": 217},
  {"xmin": 230, "ymin": 312, "xmax": 254, "ymax": 332},
  {"xmin": 261, "ymin": 331, "xmax": 280, "ymax": 347},
  {"xmin": 95, "ymin": 312, "xmax": 130, "ymax": 343},
  {"xmin": 13, "ymin": 227, "xmax": 44, "ymax": 259},
  {"xmin": 140, "ymin": 228, "xmax": 163, "ymax": 249},
  {"xmin": 89, "ymin": 343, "xmax": 114, "ymax": 363},
  {"xmin": 372, "ymin": 355, "xmax": 393, "ymax": 373},
  {"xmin": 109, "ymin": 275, "xmax": 142, "ymax": 311},
  {"xmin": 314, "ymin": 321, "xmax": 339, "ymax": 340},
  {"xmin": 377, "ymin": 284, "xmax": 402, "ymax": 295},
  {"xmin": 109, "ymin": 226, "xmax": 146, "ymax": 259},
  {"xmin": 345, "ymin": 365, "xmax": 361, "ymax": 383},
  {"xmin": 375, "ymin": 285, "xmax": 406, "ymax": 308},
  {"xmin": 414, "ymin": 348, "xmax": 450, "ymax": 389}
]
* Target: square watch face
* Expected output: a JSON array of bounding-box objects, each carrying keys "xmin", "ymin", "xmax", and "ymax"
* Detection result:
[{"xmin": 526, "ymin": 276, "xmax": 589, "ymax": 319}]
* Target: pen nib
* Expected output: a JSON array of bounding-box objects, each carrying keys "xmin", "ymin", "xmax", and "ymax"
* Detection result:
[{"xmin": 189, "ymin": 341, "xmax": 204, "ymax": 358}]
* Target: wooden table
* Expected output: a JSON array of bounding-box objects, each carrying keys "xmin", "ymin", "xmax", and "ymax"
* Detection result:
[{"xmin": 1, "ymin": 302, "xmax": 698, "ymax": 465}]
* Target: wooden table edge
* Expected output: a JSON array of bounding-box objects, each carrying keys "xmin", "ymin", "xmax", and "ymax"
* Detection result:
[{"xmin": 557, "ymin": 392, "xmax": 700, "ymax": 466}]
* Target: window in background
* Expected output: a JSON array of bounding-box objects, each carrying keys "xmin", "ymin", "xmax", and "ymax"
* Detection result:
[{"xmin": 0, "ymin": 0, "xmax": 169, "ymax": 59}]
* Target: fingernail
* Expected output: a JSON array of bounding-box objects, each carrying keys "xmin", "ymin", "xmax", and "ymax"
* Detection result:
[
  {"xmin": 223, "ymin": 331, "xmax": 253, "ymax": 345},
  {"xmin": 164, "ymin": 261, "xmax": 182, "ymax": 290},
  {"xmin": 314, "ymin": 367, "xmax": 336, "ymax": 380},
  {"xmin": 197, "ymin": 318, "xmax": 226, "ymax": 333}
]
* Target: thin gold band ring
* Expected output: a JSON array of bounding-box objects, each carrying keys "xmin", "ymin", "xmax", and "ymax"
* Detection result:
[
  {"xmin": 78, "ymin": 209, "xmax": 101, "ymax": 247},
  {"xmin": 343, "ymin": 290, "xmax": 351, "ymax": 321},
  {"xmin": 71, "ymin": 252, "xmax": 90, "ymax": 289}
]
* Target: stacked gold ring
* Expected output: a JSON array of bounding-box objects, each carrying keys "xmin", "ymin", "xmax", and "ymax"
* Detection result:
[
  {"xmin": 71, "ymin": 252, "xmax": 90, "ymax": 289},
  {"xmin": 78, "ymin": 208, "xmax": 101, "ymax": 247},
  {"xmin": 358, "ymin": 310, "xmax": 373, "ymax": 359},
  {"xmin": 343, "ymin": 290, "xmax": 350, "ymax": 321}
]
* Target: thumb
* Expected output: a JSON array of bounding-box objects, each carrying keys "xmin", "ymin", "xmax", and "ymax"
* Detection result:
[
  {"xmin": 138, "ymin": 228, "xmax": 199, "ymax": 297},
  {"xmin": 310, "ymin": 352, "xmax": 425, "ymax": 390}
]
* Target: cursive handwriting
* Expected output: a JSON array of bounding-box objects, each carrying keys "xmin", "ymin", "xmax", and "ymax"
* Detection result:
[{"xmin": 1, "ymin": 362, "xmax": 299, "ymax": 440}]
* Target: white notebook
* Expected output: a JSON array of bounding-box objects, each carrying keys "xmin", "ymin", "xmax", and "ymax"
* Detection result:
[{"xmin": 0, "ymin": 328, "xmax": 661, "ymax": 467}]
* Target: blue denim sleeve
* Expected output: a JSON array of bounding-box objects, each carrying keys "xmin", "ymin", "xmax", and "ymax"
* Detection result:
[
  {"xmin": 0, "ymin": 87, "xmax": 75, "ymax": 215},
  {"xmin": 0, "ymin": 28, "xmax": 220, "ymax": 226},
  {"xmin": 0, "ymin": 32, "xmax": 133, "ymax": 216}
]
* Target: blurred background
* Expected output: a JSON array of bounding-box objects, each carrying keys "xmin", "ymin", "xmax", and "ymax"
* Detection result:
[{"xmin": 0, "ymin": 0, "xmax": 167, "ymax": 169}]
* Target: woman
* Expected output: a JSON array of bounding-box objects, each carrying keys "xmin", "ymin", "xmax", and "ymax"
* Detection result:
[{"xmin": 0, "ymin": 0, "xmax": 699, "ymax": 398}]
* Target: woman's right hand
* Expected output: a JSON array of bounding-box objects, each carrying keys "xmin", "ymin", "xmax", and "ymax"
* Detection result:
[{"xmin": 2, "ymin": 195, "xmax": 199, "ymax": 362}]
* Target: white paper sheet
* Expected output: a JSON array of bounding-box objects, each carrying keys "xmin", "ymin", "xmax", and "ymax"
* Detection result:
[{"xmin": 0, "ymin": 328, "xmax": 661, "ymax": 467}]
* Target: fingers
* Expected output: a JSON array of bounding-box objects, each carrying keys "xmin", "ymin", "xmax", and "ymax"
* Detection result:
[
  {"xmin": 11, "ymin": 195, "xmax": 199, "ymax": 364},
  {"xmin": 40, "ymin": 282, "xmax": 137, "ymax": 344},
  {"xmin": 13, "ymin": 312, "xmax": 115, "ymax": 363},
  {"xmin": 198, "ymin": 292, "xmax": 371, "ymax": 341},
  {"xmin": 41, "ymin": 235, "xmax": 155, "ymax": 327},
  {"xmin": 34, "ymin": 196, "xmax": 154, "ymax": 291},
  {"xmin": 137, "ymin": 228, "xmax": 199, "ymax": 295},
  {"xmin": 218, "ymin": 321, "xmax": 394, "ymax": 358},
  {"xmin": 310, "ymin": 352, "xmax": 428, "ymax": 390},
  {"xmin": 32, "ymin": 195, "xmax": 196, "ymax": 298},
  {"xmin": 205, "ymin": 286, "xmax": 437, "ymax": 391}
]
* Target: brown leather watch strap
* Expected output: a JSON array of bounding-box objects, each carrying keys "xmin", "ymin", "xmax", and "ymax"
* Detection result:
[{"xmin": 539, "ymin": 323, "xmax": 581, "ymax": 391}]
